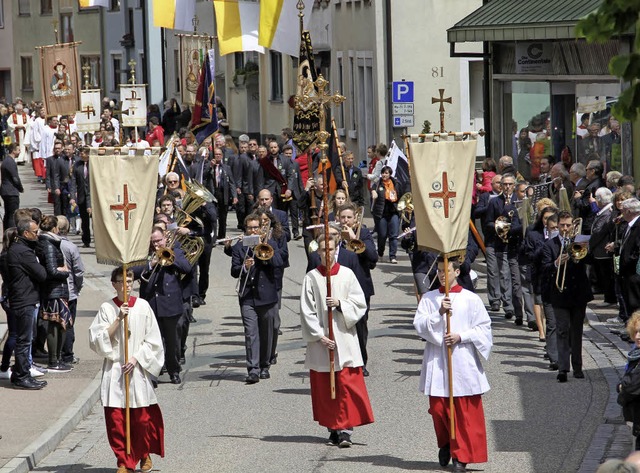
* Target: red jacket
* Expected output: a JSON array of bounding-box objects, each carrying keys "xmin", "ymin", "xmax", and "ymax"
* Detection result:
[{"xmin": 146, "ymin": 125, "xmax": 165, "ymax": 146}]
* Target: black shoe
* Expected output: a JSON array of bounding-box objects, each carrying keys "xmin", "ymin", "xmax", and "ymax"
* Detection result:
[
  {"xmin": 505, "ymin": 312, "xmax": 514, "ymax": 320},
  {"xmin": 327, "ymin": 430, "xmax": 339, "ymax": 446},
  {"xmin": 543, "ymin": 353, "xmax": 550, "ymax": 360},
  {"xmin": 574, "ymin": 370, "xmax": 585, "ymax": 379},
  {"xmin": 338, "ymin": 432, "xmax": 352, "ymax": 448},
  {"xmin": 82, "ymin": 243, "xmax": 90, "ymax": 248},
  {"xmin": 12, "ymin": 377, "xmax": 44, "ymax": 390},
  {"xmin": 438, "ymin": 443, "xmax": 451, "ymax": 466},
  {"xmin": 452, "ymin": 458, "xmax": 467, "ymax": 472},
  {"xmin": 245, "ymin": 373, "xmax": 260, "ymax": 384},
  {"xmin": 170, "ymin": 374, "xmax": 181, "ymax": 384},
  {"xmin": 152, "ymin": 380, "xmax": 158, "ymax": 389},
  {"xmin": 47, "ymin": 362, "xmax": 72, "ymax": 373},
  {"xmin": 270, "ymin": 353, "xmax": 278, "ymax": 365},
  {"xmin": 188, "ymin": 313, "xmax": 197, "ymax": 323},
  {"xmin": 293, "ymin": 232, "xmax": 301, "ymax": 240},
  {"xmin": 259, "ymin": 369, "xmax": 270, "ymax": 379},
  {"xmin": 32, "ymin": 377, "xmax": 48, "ymax": 387},
  {"xmin": 278, "ymin": 328, "xmax": 283, "ymax": 335},
  {"xmin": 490, "ymin": 304, "xmax": 500, "ymax": 311},
  {"xmin": 191, "ymin": 295, "xmax": 201, "ymax": 308},
  {"xmin": 179, "ymin": 356, "xmax": 186, "ymax": 365},
  {"xmin": 199, "ymin": 296, "xmax": 207, "ymax": 306},
  {"xmin": 62, "ymin": 356, "xmax": 80, "ymax": 364},
  {"xmin": 527, "ymin": 320, "xmax": 538, "ymax": 331},
  {"xmin": 514, "ymin": 317, "xmax": 523, "ymax": 326},
  {"xmin": 557, "ymin": 371, "xmax": 568, "ymax": 383},
  {"xmin": 548, "ymin": 362, "xmax": 559, "ymax": 371},
  {"xmin": 363, "ymin": 367, "xmax": 370, "ymax": 377},
  {"xmin": 160, "ymin": 365, "xmax": 166, "ymax": 375}
]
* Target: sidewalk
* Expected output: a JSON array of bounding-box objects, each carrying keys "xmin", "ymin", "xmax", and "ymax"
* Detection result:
[{"xmin": 0, "ymin": 169, "xmax": 115, "ymax": 473}]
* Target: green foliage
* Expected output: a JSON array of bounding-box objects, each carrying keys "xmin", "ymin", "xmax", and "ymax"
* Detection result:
[{"xmin": 576, "ymin": 1, "xmax": 640, "ymax": 121}]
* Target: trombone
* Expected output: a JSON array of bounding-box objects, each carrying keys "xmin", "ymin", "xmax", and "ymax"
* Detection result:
[
  {"xmin": 555, "ymin": 218, "xmax": 587, "ymax": 292},
  {"xmin": 343, "ymin": 206, "xmax": 366, "ymax": 254},
  {"xmin": 236, "ymin": 222, "xmax": 274, "ymax": 295}
]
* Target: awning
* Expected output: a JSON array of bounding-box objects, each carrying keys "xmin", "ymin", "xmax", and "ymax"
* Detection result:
[{"xmin": 447, "ymin": 0, "xmax": 603, "ymax": 44}]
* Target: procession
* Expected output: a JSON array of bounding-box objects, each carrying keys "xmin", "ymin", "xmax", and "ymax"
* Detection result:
[{"xmin": 2, "ymin": 0, "xmax": 640, "ymax": 472}]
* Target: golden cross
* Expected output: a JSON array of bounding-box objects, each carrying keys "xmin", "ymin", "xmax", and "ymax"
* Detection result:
[
  {"xmin": 128, "ymin": 59, "xmax": 137, "ymax": 84},
  {"xmin": 431, "ymin": 88, "xmax": 452, "ymax": 133},
  {"xmin": 295, "ymin": 74, "xmax": 345, "ymax": 162},
  {"xmin": 82, "ymin": 64, "xmax": 91, "ymax": 90}
]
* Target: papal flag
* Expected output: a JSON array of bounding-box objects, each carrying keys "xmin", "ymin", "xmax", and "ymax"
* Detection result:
[
  {"xmin": 75, "ymin": 89, "xmax": 101, "ymax": 133},
  {"xmin": 90, "ymin": 148, "xmax": 160, "ymax": 265},
  {"xmin": 152, "ymin": 0, "xmax": 196, "ymax": 31},
  {"xmin": 409, "ymin": 136, "xmax": 477, "ymax": 256},
  {"xmin": 213, "ymin": 0, "xmax": 264, "ymax": 56},
  {"xmin": 259, "ymin": 0, "xmax": 312, "ymax": 57},
  {"xmin": 119, "ymin": 85, "xmax": 147, "ymax": 127},
  {"xmin": 79, "ymin": 0, "xmax": 109, "ymax": 7}
]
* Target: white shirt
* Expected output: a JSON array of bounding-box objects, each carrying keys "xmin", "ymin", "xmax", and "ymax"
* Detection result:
[{"xmin": 414, "ymin": 287, "xmax": 492, "ymax": 397}]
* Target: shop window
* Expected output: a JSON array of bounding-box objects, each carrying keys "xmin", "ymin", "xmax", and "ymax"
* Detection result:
[{"xmin": 575, "ymin": 94, "xmax": 621, "ymax": 173}]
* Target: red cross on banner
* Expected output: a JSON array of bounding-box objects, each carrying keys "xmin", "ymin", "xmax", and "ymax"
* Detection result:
[
  {"xmin": 429, "ymin": 172, "xmax": 456, "ymax": 219},
  {"xmin": 110, "ymin": 184, "xmax": 137, "ymax": 231}
]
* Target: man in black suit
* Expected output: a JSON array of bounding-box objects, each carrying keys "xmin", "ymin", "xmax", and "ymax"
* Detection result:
[
  {"xmin": 257, "ymin": 189, "xmax": 291, "ymax": 242},
  {"xmin": 0, "ymin": 143, "xmax": 24, "ymax": 230},
  {"xmin": 256, "ymin": 141, "xmax": 295, "ymax": 210},
  {"xmin": 205, "ymin": 147, "xmax": 237, "ymax": 240},
  {"xmin": 46, "ymin": 140, "xmax": 64, "ymax": 215},
  {"xmin": 541, "ymin": 211, "xmax": 593, "ymax": 382},
  {"xmin": 573, "ymin": 160, "xmax": 604, "ymax": 235},
  {"xmin": 336, "ymin": 150, "xmax": 365, "ymax": 207},
  {"xmin": 69, "ymin": 147, "xmax": 91, "ymax": 247},
  {"xmin": 619, "ymin": 198, "xmax": 640, "ymax": 315},
  {"xmin": 133, "ymin": 228, "xmax": 192, "ymax": 384},
  {"xmin": 231, "ymin": 214, "xmax": 285, "ymax": 384},
  {"xmin": 283, "ymin": 144, "xmax": 303, "ymax": 239}
]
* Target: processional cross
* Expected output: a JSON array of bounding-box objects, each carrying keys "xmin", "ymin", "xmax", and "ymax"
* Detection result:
[
  {"xmin": 110, "ymin": 184, "xmax": 137, "ymax": 231},
  {"xmin": 431, "ymin": 88, "xmax": 452, "ymax": 133}
]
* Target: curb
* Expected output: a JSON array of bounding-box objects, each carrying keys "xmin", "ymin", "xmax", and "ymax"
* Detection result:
[{"xmin": 0, "ymin": 372, "xmax": 102, "ymax": 473}]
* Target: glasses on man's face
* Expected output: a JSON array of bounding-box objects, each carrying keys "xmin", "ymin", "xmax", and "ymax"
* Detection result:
[{"xmin": 167, "ymin": 180, "xmax": 178, "ymax": 184}]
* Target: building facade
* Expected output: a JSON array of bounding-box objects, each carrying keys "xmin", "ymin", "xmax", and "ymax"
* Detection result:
[{"xmin": 0, "ymin": 0, "xmax": 14, "ymax": 101}]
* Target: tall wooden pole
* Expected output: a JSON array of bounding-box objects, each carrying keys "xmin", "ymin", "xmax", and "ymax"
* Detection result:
[
  {"xmin": 122, "ymin": 264, "xmax": 131, "ymax": 454},
  {"xmin": 331, "ymin": 118, "xmax": 348, "ymax": 198},
  {"xmin": 443, "ymin": 255, "xmax": 455, "ymax": 440}
]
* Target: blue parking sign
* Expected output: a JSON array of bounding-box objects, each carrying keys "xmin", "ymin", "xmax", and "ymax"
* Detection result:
[{"xmin": 392, "ymin": 81, "xmax": 414, "ymax": 103}]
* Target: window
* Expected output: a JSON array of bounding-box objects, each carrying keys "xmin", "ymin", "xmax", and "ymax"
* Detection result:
[
  {"xmin": 128, "ymin": 8, "xmax": 134, "ymax": 36},
  {"xmin": 270, "ymin": 51, "xmax": 283, "ymax": 101},
  {"xmin": 174, "ymin": 50, "xmax": 180, "ymax": 92},
  {"xmin": 21, "ymin": 56, "xmax": 33, "ymax": 91},
  {"xmin": 60, "ymin": 13, "xmax": 73, "ymax": 43},
  {"xmin": 234, "ymin": 52, "xmax": 245, "ymax": 71},
  {"xmin": 109, "ymin": 0, "xmax": 120, "ymax": 12},
  {"xmin": 18, "ymin": 0, "xmax": 29, "ymax": 16},
  {"xmin": 41, "ymin": 0, "xmax": 52, "ymax": 15},
  {"xmin": 81, "ymin": 55, "xmax": 101, "ymax": 89},
  {"xmin": 112, "ymin": 55, "xmax": 123, "ymax": 92}
]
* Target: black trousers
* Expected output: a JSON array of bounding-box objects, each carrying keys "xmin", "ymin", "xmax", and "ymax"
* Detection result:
[
  {"xmin": 61, "ymin": 299, "xmax": 77, "ymax": 362},
  {"xmin": 2, "ymin": 195, "xmax": 19, "ymax": 231},
  {"xmin": 235, "ymin": 193, "xmax": 247, "ymax": 230},
  {"xmin": 215, "ymin": 197, "xmax": 229, "ymax": 240},
  {"xmin": 157, "ymin": 314, "xmax": 181, "ymax": 376},
  {"xmin": 177, "ymin": 302, "xmax": 191, "ymax": 358},
  {"xmin": 79, "ymin": 201, "xmax": 91, "ymax": 246},
  {"xmin": 13, "ymin": 305, "xmax": 36, "ymax": 381},
  {"xmin": 593, "ymin": 258, "xmax": 616, "ymax": 303},
  {"xmin": 287, "ymin": 197, "xmax": 300, "ymax": 235},
  {"xmin": 553, "ymin": 305, "xmax": 586, "ymax": 373},
  {"xmin": 355, "ymin": 297, "xmax": 371, "ymax": 366},
  {"xmin": 198, "ymin": 241, "xmax": 213, "ymax": 298}
]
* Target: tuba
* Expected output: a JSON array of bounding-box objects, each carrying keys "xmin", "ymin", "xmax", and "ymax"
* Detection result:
[
  {"xmin": 494, "ymin": 210, "xmax": 514, "ymax": 243},
  {"xmin": 344, "ymin": 206, "xmax": 366, "ymax": 254},
  {"xmin": 182, "ymin": 180, "xmax": 216, "ymax": 216},
  {"xmin": 397, "ymin": 192, "xmax": 414, "ymax": 223},
  {"xmin": 165, "ymin": 230, "xmax": 204, "ymax": 267}
]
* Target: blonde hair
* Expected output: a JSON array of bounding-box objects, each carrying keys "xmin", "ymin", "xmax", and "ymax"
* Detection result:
[
  {"xmin": 627, "ymin": 311, "xmax": 640, "ymax": 338},
  {"xmin": 536, "ymin": 197, "xmax": 556, "ymax": 214}
]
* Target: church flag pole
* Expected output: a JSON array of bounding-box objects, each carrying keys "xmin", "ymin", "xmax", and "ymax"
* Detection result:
[
  {"xmin": 443, "ymin": 254, "xmax": 455, "ymax": 440},
  {"xmin": 331, "ymin": 117, "xmax": 348, "ymax": 199},
  {"xmin": 122, "ymin": 264, "xmax": 131, "ymax": 454}
]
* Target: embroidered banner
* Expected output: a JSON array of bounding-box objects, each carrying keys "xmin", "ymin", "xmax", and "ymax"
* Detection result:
[
  {"xmin": 179, "ymin": 34, "xmax": 213, "ymax": 106},
  {"xmin": 75, "ymin": 89, "xmax": 102, "ymax": 133},
  {"xmin": 119, "ymin": 84, "xmax": 147, "ymax": 127},
  {"xmin": 39, "ymin": 42, "xmax": 81, "ymax": 117}
]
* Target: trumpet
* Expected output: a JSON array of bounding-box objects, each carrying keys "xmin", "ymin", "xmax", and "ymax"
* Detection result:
[
  {"xmin": 344, "ymin": 206, "xmax": 366, "ymax": 254},
  {"xmin": 555, "ymin": 218, "xmax": 586, "ymax": 292}
]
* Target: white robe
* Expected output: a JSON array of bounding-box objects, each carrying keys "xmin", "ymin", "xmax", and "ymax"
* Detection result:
[
  {"xmin": 300, "ymin": 266, "xmax": 367, "ymax": 372},
  {"xmin": 6, "ymin": 112, "xmax": 31, "ymax": 163},
  {"xmin": 89, "ymin": 298, "xmax": 164, "ymax": 408},
  {"xmin": 29, "ymin": 116, "xmax": 46, "ymax": 154},
  {"xmin": 414, "ymin": 288, "xmax": 492, "ymax": 397},
  {"xmin": 39, "ymin": 125, "xmax": 58, "ymax": 159}
]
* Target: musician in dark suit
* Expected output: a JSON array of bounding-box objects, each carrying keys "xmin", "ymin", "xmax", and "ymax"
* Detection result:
[
  {"xmin": 0, "ymin": 143, "xmax": 24, "ymax": 230},
  {"xmin": 541, "ymin": 211, "xmax": 593, "ymax": 382},
  {"xmin": 338, "ymin": 203, "xmax": 378, "ymax": 375},
  {"xmin": 619, "ymin": 198, "xmax": 640, "ymax": 315},
  {"xmin": 335, "ymin": 150, "xmax": 365, "ymax": 207},
  {"xmin": 231, "ymin": 214, "xmax": 285, "ymax": 384},
  {"xmin": 133, "ymin": 228, "xmax": 192, "ymax": 384},
  {"xmin": 205, "ymin": 147, "xmax": 237, "ymax": 240},
  {"xmin": 256, "ymin": 141, "xmax": 295, "ymax": 210},
  {"xmin": 257, "ymin": 189, "xmax": 291, "ymax": 242},
  {"xmin": 486, "ymin": 173, "xmax": 524, "ymax": 323},
  {"xmin": 69, "ymin": 147, "xmax": 91, "ymax": 247},
  {"xmin": 573, "ymin": 160, "xmax": 604, "ymax": 235}
]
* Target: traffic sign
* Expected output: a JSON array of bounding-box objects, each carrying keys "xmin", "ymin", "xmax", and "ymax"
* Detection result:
[
  {"xmin": 393, "ymin": 103, "xmax": 414, "ymax": 115},
  {"xmin": 392, "ymin": 81, "xmax": 414, "ymax": 103},
  {"xmin": 393, "ymin": 115, "xmax": 414, "ymax": 128}
]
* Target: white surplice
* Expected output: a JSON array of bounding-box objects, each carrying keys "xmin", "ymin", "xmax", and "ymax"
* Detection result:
[
  {"xmin": 413, "ymin": 288, "xmax": 492, "ymax": 397},
  {"xmin": 6, "ymin": 112, "xmax": 31, "ymax": 163},
  {"xmin": 300, "ymin": 265, "xmax": 367, "ymax": 372},
  {"xmin": 89, "ymin": 298, "xmax": 164, "ymax": 408}
]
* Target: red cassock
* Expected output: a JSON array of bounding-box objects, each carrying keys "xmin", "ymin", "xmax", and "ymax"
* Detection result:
[
  {"xmin": 104, "ymin": 404, "xmax": 165, "ymax": 470},
  {"xmin": 428, "ymin": 395, "xmax": 488, "ymax": 464},
  {"xmin": 309, "ymin": 367, "xmax": 374, "ymax": 430}
]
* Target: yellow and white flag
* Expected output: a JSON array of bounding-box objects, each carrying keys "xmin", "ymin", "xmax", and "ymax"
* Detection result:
[
  {"xmin": 152, "ymin": 0, "xmax": 196, "ymax": 31},
  {"xmin": 259, "ymin": 0, "xmax": 312, "ymax": 57},
  {"xmin": 213, "ymin": 0, "xmax": 264, "ymax": 56},
  {"xmin": 90, "ymin": 148, "xmax": 159, "ymax": 265},
  {"xmin": 79, "ymin": 0, "xmax": 109, "ymax": 7},
  {"xmin": 409, "ymin": 137, "xmax": 477, "ymax": 256}
]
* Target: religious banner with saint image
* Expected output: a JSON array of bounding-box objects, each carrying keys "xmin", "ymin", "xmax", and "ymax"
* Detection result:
[
  {"xmin": 292, "ymin": 30, "xmax": 320, "ymax": 154},
  {"xmin": 119, "ymin": 85, "xmax": 147, "ymax": 127},
  {"xmin": 409, "ymin": 137, "xmax": 477, "ymax": 256},
  {"xmin": 39, "ymin": 43, "xmax": 81, "ymax": 116},
  {"xmin": 75, "ymin": 89, "xmax": 102, "ymax": 133},
  {"xmin": 90, "ymin": 148, "xmax": 159, "ymax": 265},
  {"xmin": 179, "ymin": 34, "xmax": 213, "ymax": 106}
]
